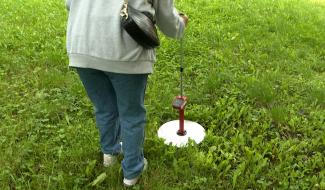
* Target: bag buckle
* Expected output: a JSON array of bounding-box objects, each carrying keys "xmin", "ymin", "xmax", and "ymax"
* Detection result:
[{"xmin": 120, "ymin": 3, "xmax": 128, "ymax": 19}]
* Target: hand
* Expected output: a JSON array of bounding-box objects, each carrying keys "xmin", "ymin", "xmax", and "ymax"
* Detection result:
[{"xmin": 179, "ymin": 13, "xmax": 189, "ymax": 27}]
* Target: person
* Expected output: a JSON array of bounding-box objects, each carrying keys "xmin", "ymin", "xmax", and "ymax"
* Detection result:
[{"xmin": 65, "ymin": 0, "xmax": 188, "ymax": 186}]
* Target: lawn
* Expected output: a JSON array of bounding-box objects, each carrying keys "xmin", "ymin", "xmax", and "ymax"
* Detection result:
[{"xmin": 0, "ymin": 0, "xmax": 324, "ymax": 189}]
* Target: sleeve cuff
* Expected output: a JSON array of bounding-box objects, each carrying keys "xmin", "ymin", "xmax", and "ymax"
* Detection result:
[{"xmin": 176, "ymin": 17, "xmax": 186, "ymax": 39}]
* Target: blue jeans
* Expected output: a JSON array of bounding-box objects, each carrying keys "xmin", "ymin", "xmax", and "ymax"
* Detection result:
[{"xmin": 76, "ymin": 68, "xmax": 148, "ymax": 179}]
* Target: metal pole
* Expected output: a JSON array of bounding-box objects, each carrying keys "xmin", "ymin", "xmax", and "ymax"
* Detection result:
[
  {"xmin": 180, "ymin": 37, "xmax": 184, "ymax": 97},
  {"xmin": 177, "ymin": 38, "xmax": 186, "ymax": 136}
]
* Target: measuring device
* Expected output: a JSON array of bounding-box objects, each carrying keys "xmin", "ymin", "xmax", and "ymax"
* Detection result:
[
  {"xmin": 172, "ymin": 38, "xmax": 187, "ymax": 136},
  {"xmin": 157, "ymin": 37, "xmax": 206, "ymax": 147}
]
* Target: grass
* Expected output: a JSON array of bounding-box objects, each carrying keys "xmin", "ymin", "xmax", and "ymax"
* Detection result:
[{"xmin": 0, "ymin": 0, "xmax": 324, "ymax": 189}]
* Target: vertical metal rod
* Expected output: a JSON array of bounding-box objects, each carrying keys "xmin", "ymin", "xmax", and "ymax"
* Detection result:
[
  {"xmin": 180, "ymin": 37, "xmax": 184, "ymax": 97},
  {"xmin": 177, "ymin": 38, "xmax": 187, "ymax": 136}
]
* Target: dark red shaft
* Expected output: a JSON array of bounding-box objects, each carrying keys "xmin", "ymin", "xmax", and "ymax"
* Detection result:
[{"xmin": 177, "ymin": 109, "xmax": 186, "ymax": 136}]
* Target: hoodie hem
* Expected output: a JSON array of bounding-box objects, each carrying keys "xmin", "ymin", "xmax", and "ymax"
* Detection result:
[{"xmin": 68, "ymin": 54, "xmax": 154, "ymax": 74}]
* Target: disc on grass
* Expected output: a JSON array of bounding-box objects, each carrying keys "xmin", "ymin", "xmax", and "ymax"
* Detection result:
[{"xmin": 157, "ymin": 120, "xmax": 205, "ymax": 147}]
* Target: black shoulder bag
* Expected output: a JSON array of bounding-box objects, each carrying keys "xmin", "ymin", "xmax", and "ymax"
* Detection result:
[{"xmin": 120, "ymin": 0, "xmax": 160, "ymax": 49}]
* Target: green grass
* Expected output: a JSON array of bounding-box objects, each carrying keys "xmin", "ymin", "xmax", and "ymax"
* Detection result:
[{"xmin": 1, "ymin": 0, "xmax": 324, "ymax": 189}]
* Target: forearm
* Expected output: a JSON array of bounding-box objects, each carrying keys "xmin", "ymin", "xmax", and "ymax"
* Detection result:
[{"xmin": 155, "ymin": 0, "xmax": 185, "ymax": 39}]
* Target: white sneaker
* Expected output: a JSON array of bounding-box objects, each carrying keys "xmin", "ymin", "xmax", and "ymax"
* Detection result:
[
  {"xmin": 123, "ymin": 158, "xmax": 148, "ymax": 187},
  {"xmin": 103, "ymin": 142, "xmax": 123, "ymax": 167},
  {"xmin": 103, "ymin": 154, "xmax": 117, "ymax": 167}
]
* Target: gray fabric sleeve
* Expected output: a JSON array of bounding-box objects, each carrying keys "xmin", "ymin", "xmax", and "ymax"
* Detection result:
[
  {"xmin": 154, "ymin": 0, "xmax": 185, "ymax": 39},
  {"xmin": 65, "ymin": 0, "xmax": 71, "ymax": 11}
]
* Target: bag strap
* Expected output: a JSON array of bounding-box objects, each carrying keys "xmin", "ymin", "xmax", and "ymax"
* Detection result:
[
  {"xmin": 148, "ymin": 0, "xmax": 157, "ymax": 23},
  {"xmin": 121, "ymin": 0, "xmax": 157, "ymax": 23},
  {"xmin": 123, "ymin": 0, "xmax": 156, "ymax": 10},
  {"xmin": 148, "ymin": 0, "xmax": 157, "ymax": 11}
]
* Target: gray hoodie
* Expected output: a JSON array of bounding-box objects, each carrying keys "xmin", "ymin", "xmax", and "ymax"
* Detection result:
[{"xmin": 66, "ymin": 0, "xmax": 185, "ymax": 74}]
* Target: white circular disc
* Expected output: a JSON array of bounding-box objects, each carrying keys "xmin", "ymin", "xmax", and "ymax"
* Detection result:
[{"xmin": 157, "ymin": 120, "xmax": 206, "ymax": 147}]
